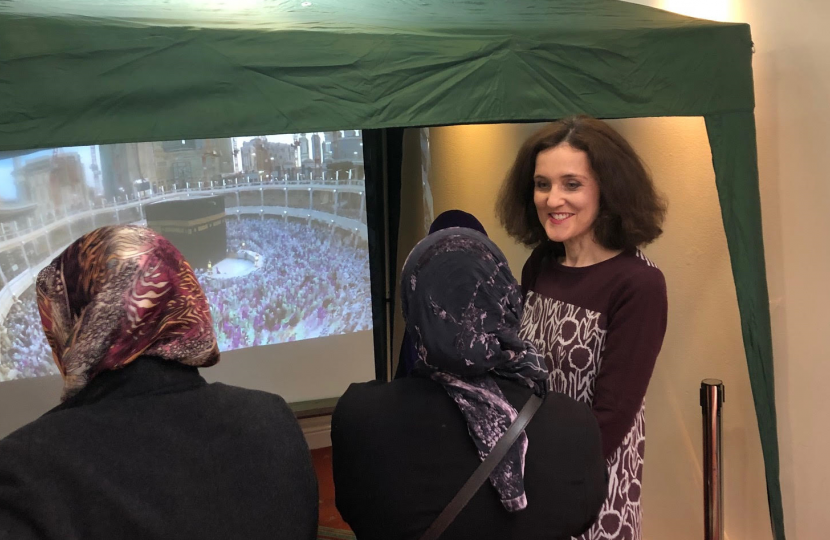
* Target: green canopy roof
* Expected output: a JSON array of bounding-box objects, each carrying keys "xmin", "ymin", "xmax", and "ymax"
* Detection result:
[
  {"xmin": 0, "ymin": 0, "xmax": 754, "ymax": 149},
  {"xmin": 0, "ymin": 2, "xmax": 784, "ymax": 538}
]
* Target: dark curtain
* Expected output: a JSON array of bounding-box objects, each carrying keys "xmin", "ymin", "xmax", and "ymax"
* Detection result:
[{"xmin": 362, "ymin": 128, "xmax": 404, "ymax": 381}]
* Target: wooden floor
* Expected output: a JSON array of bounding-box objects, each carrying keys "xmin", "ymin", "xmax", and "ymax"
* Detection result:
[{"xmin": 312, "ymin": 446, "xmax": 355, "ymax": 540}]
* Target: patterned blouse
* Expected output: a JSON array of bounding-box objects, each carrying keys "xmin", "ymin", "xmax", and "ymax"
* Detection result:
[{"xmin": 519, "ymin": 245, "xmax": 667, "ymax": 540}]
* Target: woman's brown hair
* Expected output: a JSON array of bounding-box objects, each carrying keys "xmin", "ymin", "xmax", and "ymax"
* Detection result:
[{"xmin": 496, "ymin": 116, "xmax": 667, "ymax": 250}]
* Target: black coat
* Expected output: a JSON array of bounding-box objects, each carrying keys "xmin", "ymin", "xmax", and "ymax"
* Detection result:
[
  {"xmin": 331, "ymin": 375, "xmax": 607, "ymax": 540},
  {"xmin": 0, "ymin": 357, "xmax": 318, "ymax": 540}
]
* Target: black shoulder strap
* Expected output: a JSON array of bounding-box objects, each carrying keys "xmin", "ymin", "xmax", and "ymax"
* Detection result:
[{"xmin": 418, "ymin": 394, "xmax": 545, "ymax": 540}]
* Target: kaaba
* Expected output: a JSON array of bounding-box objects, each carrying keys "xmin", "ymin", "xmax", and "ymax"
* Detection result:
[{"xmin": 145, "ymin": 196, "xmax": 227, "ymax": 269}]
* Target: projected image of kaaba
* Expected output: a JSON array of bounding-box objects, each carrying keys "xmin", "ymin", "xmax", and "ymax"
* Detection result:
[
  {"xmin": 0, "ymin": 132, "xmax": 373, "ymax": 383},
  {"xmin": 145, "ymin": 196, "xmax": 227, "ymax": 269}
]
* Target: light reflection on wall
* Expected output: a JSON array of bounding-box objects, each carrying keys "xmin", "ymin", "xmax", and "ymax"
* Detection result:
[{"xmin": 659, "ymin": 0, "xmax": 740, "ymax": 22}]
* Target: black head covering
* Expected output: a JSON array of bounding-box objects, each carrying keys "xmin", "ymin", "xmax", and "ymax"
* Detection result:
[
  {"xmin": 428, "ymin": 209, "xmax": 488, "ymax": 236},
  {"xmin": 400, "ymin": 228, "xmax": 548, "ymax": 511},
  {"xmin": 397, "ymin": 210, "xmax": 488, "ymax": 378}
]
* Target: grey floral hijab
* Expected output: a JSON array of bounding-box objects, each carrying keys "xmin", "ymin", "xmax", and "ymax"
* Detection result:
[{"xmin": 400, "ymin": 228, "xmax": 548, "ymax": 512}]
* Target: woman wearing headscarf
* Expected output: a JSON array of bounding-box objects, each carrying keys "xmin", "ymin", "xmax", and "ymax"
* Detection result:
[
  {"xmin": 394, "ymin": 209, "xmax": 488, "ymax": 379},
  {"xmin": 0, "ymin": 225, "xmax": 318, "ymax": 540},
  {"xmin": 331, "ymin": 228, "xmax": 606, "ymax": 540}
]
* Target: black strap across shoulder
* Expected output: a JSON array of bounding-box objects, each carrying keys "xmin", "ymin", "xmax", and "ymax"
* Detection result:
[{"xmin": 418, "ymin": 393, "xmax": 545, "ymax": 540}]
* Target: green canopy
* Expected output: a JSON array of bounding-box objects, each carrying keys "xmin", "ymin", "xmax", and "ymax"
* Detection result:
[
  {"xmin": 1, "ymin": 0, "xmax": 757, "ymax": 148},
  {"xmin": 0, "ymin": 1, "xmax": 783, "ymax": 537}
]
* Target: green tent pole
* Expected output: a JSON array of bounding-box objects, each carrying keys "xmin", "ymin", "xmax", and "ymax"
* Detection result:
[{"xmin": 704, "ymin": 111, "xmax": 786, "ymax": 540}]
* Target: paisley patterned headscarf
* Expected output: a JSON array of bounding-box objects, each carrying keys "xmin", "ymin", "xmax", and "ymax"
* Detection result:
[
  {"xmin": 400, "ymin": 228, "xmax": 548, "ymax": 512},
  {"xmin": 36, "ymin": 225, "xmax": 220, "ymax": 400}
]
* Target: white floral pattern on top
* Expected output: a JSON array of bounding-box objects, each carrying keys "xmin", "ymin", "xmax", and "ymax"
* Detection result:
[{"xmin": 520, "ymin": 291, "xmax": 646, "ymax": 540}]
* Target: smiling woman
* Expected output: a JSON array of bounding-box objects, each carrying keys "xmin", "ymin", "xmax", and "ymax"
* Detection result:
[
  {"xmin": 496, "ymin": 116, "xmax": 668, "ymax": 540},
  {"xmin": 498, "ymin": 116, "xmax": 666, "ymax": 261},
  {"xmin": 532, "ymin": 143, "xmax": 607, "ymax": 266}
]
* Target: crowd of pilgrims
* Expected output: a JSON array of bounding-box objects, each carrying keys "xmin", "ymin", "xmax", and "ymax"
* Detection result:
[
  {"xmin": 0, "ymin": 217, "xmax": 372, "ymax": 381},
  {"xmin": 196, "ymin": 218, "xmax": 372, "ymax": 351},
  {"xmin": 0, "ymin": 288, "xmax": 55, "ymax": 381}
]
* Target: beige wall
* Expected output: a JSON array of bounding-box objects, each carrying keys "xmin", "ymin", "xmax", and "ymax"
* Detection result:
[
  {"xmin": 609, "ymin": 118, "xmax": 771, "ymax": 540},
  {"xmin": 631, "ymin": 2, "xmax": 830, "ymax": 539}
]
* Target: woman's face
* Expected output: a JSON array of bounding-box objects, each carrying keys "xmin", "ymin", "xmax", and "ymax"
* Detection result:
[{"xmin": 533, "ymin": 143, "xmax": 601, "ymax": 246}]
